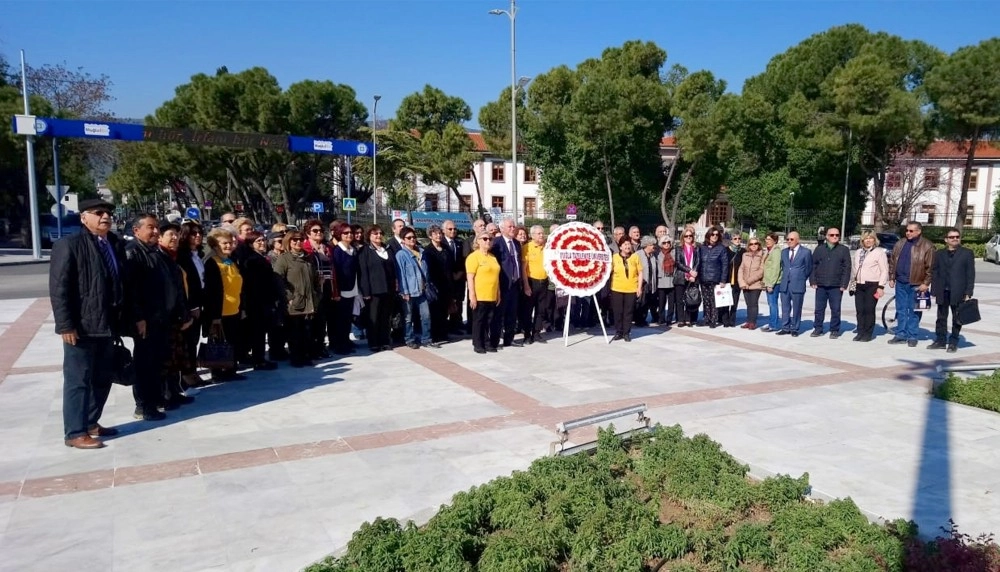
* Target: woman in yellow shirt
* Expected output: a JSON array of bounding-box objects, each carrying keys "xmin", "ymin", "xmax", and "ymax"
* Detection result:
[
  {"xmin": 203, "ymin": 228, "xmax": 245, "ymax": 381},
  {"xmin": 610, "ymin": 237, "xmax": 643, "ymax": 342},
  {"xmin": 465, "ymin": 231, "xmax": 502, "ymax": 354}
]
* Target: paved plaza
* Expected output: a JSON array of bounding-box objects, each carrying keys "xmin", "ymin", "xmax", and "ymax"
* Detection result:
[{"xmin": 0, "ymin": 286, "xmax": 999, "ymax": 571}]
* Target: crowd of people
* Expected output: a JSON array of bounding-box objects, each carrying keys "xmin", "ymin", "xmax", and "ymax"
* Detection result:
[{"xmin": 50, "ymin": 198, "xmax": 976, "ymax": 450}]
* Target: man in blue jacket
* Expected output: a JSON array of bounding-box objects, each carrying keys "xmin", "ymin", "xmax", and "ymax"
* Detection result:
[
  {"xmin": 809, "ymin": 227, "xmax": 852, "ymax": 338},
  {"xmin": 777, "ymin": 232, "xmax": 813, "ymax": 336}
]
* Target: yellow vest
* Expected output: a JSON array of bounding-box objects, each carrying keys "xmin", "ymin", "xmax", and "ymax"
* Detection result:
[
  {"xmin": 522, "ymin": 241, "xmax": 547, "ymax": 280},
  {"xmin": 610, "ymin": 253, "xmax": 641, "ymax": 293}
]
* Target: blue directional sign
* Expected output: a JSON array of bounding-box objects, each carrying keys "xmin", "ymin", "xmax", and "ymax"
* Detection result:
[
  {"xmin": 13, "ymin": 116, "xmax": 376, "ymax": 157},
  {"xmin": 342, "ymin": 198, "xmax": 357, "ymax": 212},
  {"xmin": 185, "ymin": 207, "xmax": 201, "ymax": 219},
  {"xmin": 311, "ymin": 202, "xmax": 325, "ymax": 213}
]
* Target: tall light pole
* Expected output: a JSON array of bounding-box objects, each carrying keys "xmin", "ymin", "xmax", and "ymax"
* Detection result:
[
  {"xmin": 372, "ymin": 94, "xmax": 381, "ymax": 225},
  {"xmin": 490, "ymin": 0, "xmax": 519, "ymax": 223},
  {"xmin": 841, "ymin": 128, "xmax": 852, "ymax": 235},
  {"xmin": 20, "ymin": 50, "xmax": 42, "ymax": 259}
]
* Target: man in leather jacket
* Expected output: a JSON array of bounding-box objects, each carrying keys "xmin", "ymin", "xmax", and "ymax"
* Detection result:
[
  {"xmin": 124, "ymin": 214, "xmax": 189, "ymax": 421},
  {"xmin": 49, "ymin": 199, "xmax": 125, "ymax": 449},
  {"xmin": 888, "ymin": 222, "xmax": 935, "ymax": 347}
]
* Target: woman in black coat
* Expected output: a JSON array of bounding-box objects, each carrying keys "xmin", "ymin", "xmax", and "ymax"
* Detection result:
[
  {"xmin": 176, "ymin": 222, "xmax": 206, "ymax": 388},
  {"xmin": 698, "ymin": 228, "xmax": 729, "ymax": 328},
  {"xmin": 234, "ymin": 231, "xmax": 280, "ymax": 370},
  {"xmin": 357, "ymin": 225, "xmax": 397, "ymax": 352},
  {"xmin": 424, "ymin": 225, "xmax": 454, "ymax": 344},
  {"xmin": 673, "ymin": 228, "xmax": 702, "ymax": 327}
]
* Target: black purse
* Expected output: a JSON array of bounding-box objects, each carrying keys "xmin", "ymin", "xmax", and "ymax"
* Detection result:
[
  {"xmin": 198, "ymin": 331, "xmax": 235, "ymax": 369},
  {"xmin": 109, "ymin": 337, "xmax": 135, "ymax": 386},
  {"xmin": 956, "ymin": 299, "xmax": 981, "ymax": 326},
  {"xmin": 416, "ymin": 255, "xmax": 438, "ymax": 302},
  {"xmin": 684, "ymin": 285, "xmax": 702, "ymax": 307}
]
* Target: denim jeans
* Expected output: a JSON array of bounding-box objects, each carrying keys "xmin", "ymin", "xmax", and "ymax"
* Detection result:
[
  {"xmin": 404, "ymin": 294, "xmax": 431, "ymax": 345},
  {"xmin": 766, "ymin": 288, "xmax": 781, "ymax": 330},
  {"xmin": 894, "ymin": 282, "xmax": 921, "ymax": 341},
  {"xmin": 63, "ymin": 337, "xmax": 115, "ymax": 440}
]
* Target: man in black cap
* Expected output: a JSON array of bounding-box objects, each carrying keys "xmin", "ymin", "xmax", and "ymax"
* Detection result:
[{"xmin": 49, "ymin": 198, "xmax": 125, "ymax": 449}]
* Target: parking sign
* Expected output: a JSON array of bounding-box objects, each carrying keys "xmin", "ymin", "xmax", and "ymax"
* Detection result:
[{"xmin": 311, "ymin": 202, "xmax": 324, "ymax": 213}]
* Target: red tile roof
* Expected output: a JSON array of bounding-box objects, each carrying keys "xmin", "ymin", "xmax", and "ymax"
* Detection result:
[{"xmin": 905, "ymin": 140, "xmax": 1000, "ymax": 160}]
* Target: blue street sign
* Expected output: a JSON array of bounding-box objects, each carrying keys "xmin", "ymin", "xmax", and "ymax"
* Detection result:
[
  {"xmin": 288, "ymin": 136, "xmax": 375, "ymax": 157},
  {"xmin": 311, "ymin": 202, "xmax": 325, "ymax": 213},
  {"xmin": 185, "ymin": 207, "xmax": 201, "ymax": 219},
  {"xmin": 342, "ymin": 198, "xmax": 357, "ymax": 212}
]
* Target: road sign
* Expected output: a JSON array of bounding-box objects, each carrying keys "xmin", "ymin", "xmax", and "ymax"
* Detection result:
[
  {"xmin": 342, "ymin": 197, "xmax": 357, "ymax": 212},
  {"xmin": 46, "ymin": 184, "xmax": 70, "ymax": 202},
  {"xmin": 185, "ymin": 207, "xmax": 201, "ymax": 219},
  {"xmin": 311, "ymin": 202, "xmax": 325, "ymax": 213},
  {"xmin": 566, "ymin": 203, "xmax": 577, "ymax": 215},
  {"xmin": 204, "ymin": 200, "xmax": 213, "ymax": 208},
  {"xmin": 566, "ymin": 214, "xmax": 578, "ymax": 220}
]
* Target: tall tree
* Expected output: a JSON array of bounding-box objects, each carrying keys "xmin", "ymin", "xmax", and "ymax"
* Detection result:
[
  {"xmin": 926, "ymin": 38, "xmax": 1000, "ymax": 230},
  {"xmin": 502, "ymin": 41, "xmax": 672, "ymax": 226}
]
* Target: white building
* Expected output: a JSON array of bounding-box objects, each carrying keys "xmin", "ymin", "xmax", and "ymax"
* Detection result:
[{"xmin": 863, "ymin": 141, "xmax": 1000, "ymax": 229}]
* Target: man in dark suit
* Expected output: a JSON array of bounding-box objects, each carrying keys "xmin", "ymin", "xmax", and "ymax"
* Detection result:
[
  {"xmin": 777, "ymin": 231, "xmax": 813, "ymax": 336},
  {"xmin": 49, "ymin": 198, "xmax": 125, "ymax": 449},
  {"xmin": 490, "ymin": 218, "xmax": 525, "ymax": 346},
  {"xmin": 442, "ymin": 219, "xmax": 466, "ymax": 334},
  {"xmin": 386, "ymin": 218, "xmax": 406, "ymax": 256},
  {"xmin": 929, "ymin": 228, "xmax": 975, "ymax": 353}
]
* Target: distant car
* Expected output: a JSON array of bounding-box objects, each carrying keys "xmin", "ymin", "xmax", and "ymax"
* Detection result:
[
  {"xmin": 985, "ymin": 234, "xmax": 1000, "ymax": 264},
  {"xmin": 877, "ymin": 232, "xmax": 900, "ymax": 256},
  {"xmin": 21, "ymin": 214, "xmax": 82, "ymax": 248}
]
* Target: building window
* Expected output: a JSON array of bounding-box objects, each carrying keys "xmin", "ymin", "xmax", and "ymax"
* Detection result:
[
  {"xmin": 524, "ymin": 166, "xmax": 537, "ymax": 183},
  {"xmin": 965, "ymin": 206, "xmax": 975, "ymax": 227},
  {"xmin": 424, "ymin": 193, "xmax": 439, "ymax": 212},
  {"xmin": 491, "ymin": 196, "xmax": 505, "ymax": 210},
  {"xmin": 886, "ymin": 170, "xmax": 903, "ymax": 189},
  {"xmin": 923, "ymin": 168, "xmax": 939, "ymax": 189},
  {"xmin": 491, "ymin": 161, "xmax": 505, "ymax": 183},
  {"xmin": 463, "ymin": 168, "xmax": 473, "ymax": 182},
  {"xmin": 708, "ymin": 200, "xmax": 729, "ymax": 226},
  {"xmin": 886, "ymin": 204, "xmax": 901, "ymax": 222},
  {"xmin": 919, "ymin": 204, "xmax": 936, "ymax": 225},
  {"xmin": 523, "ymin": 197, "xmax": 536, "ymax": 217},
  {"xmin": 967, "ymin": 168, "xmax": 979, "ymax": 191},
  {"xmin": 459, "ymin": 194, "xmax": 472, "ymax": 212}
]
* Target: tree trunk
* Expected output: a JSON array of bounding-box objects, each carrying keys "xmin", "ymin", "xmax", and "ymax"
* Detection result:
[
  {"xmin": 955, "ymin": 127, "xmax": 981, "ymax": 231},
  {"xmin": 602, "ymin": 153, "xmax": 616, "ymax": 229},
  {"xmin": 471, "ymin": 169, "xmax": 485, "ymax": 218},
  {"xmin": 871, "ymin": 170, "xmax": 885, "ymax": 232},
  {"xmin": 670, "ymin": 161, "xmax": 698, "ymax": 231},
  {"xmin": 659, "ymin": 148, "xmax": 683, "ymax": 229}
]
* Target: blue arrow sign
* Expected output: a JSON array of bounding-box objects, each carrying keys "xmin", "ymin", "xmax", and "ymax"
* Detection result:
[{"xmin": 185, "ymin": 207, "xmax": 201, "ymax": 219}]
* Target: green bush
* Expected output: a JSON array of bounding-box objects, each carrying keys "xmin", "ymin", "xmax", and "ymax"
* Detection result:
[
  {"xmin": 934, "ymin": 372, "xmax": 1000, "ymax": 413},
  {"xmin": 308, "ymin": 424, "xmax": 998, "ymax": 572}
]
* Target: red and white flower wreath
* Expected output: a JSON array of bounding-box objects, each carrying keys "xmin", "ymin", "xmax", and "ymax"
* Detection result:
[{"xmin": 543, "ymin": 222, "xmax": 613, "ymax": 297}]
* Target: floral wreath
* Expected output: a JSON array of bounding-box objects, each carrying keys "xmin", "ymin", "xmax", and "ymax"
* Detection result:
[{"xmin": 544, "ymin": 222, "xmax": 612, "ymax": 297}]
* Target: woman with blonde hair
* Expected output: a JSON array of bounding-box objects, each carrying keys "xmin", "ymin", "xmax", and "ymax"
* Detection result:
[
  {"xmin": 850, "ymin": 230, "xmax": 889, "ymax": 342},
  {"xmin": 738, "ymin": 237, "xmax": 766, "ymax": 329},
  {"xmin": 202, "ymin": 227, "xmax": 245, "ymax": 381}
]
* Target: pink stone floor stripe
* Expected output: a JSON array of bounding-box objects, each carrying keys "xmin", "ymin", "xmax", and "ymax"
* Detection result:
[{"xmin": 0, "ymin": 298, "xmax": 51, "ymax": 385}]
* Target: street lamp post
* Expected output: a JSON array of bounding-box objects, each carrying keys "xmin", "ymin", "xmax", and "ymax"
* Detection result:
[
  {"xmin": 841, "ymin": 128, "xmax": 852, "ymax": 235},
  {"xmin": 372, "ymin": 94, "xmax": 381, "ymax": 225},
  {"xmin": 490, "ymin": 0, "xmax": 519, "ymax": 223}
]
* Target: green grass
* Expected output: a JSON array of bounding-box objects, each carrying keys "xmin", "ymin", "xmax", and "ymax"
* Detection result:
[{"xmin": 935, "ymin": 372, "xmax": 1000, "ymax": 413}]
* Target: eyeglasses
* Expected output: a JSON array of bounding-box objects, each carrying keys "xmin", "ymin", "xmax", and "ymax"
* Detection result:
[
  {"xmin": 341, "ymin": 231, "xmax": 353, "ymax": 236},
  {"xmin": 683, "ymin": 234, "xmax": 693, "ymax": 238},
  {"xmin": 749, "ymin": 242, "xmax": 760, "ymax": 247},
  {"xmin": 946, "ymin": 235, "xmax": 961, "ymax": 239},
  {"xmin": 289, "ymin": 238, "xmax": 303, "ymax": 243},
  {"xmin": 827, "ymin": 233, "xmax": 840, "ymax": 237},
  {"xmin": 403, "ymin": 235, "xmax": 416, "ymax": 240},
  {"xmin": 594, "ymin": 227, "xmax": 604, "ymax": 231},
  {"xmin": 905, "ymin": 229, "xmax": 918, "ymax": 233},
  {"xmin": 371, "ymin": 231, "xmax": 383, "ymax": 236},
  {"xmin": 479, "ymin": 237, "xmax": 491, "ymax": 242},
  {"xmin": 221, "ymin": 219, "xmax": 235, "ymax": 224},
  {"xmin": 309, "ymin": 229, "xmax": 323, "ymax": 234},
  {"xmin": 86, "ymin": 209, "xmax": 111, "ymax": 217}
]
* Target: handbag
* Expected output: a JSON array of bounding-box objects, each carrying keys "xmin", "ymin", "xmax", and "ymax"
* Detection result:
[
  {"xmin": 415, "ymin": 254, "xmax": 438, "ymax": 302},
  {"xmin": 915, "ymin": 291, "xmax": 932, "ymax": 310},
  {"xmin": 714, "ymin": 284, "xmax": 734, "ymax": 307},
  {"xmin": 198, "ymin": 332, "xmax": 235, "ymax": 369},
  {"xmin": 684, "ymin": 285, "xmax": 702, "ymax": 306},
  {"xmin": 109, "ymin": 337, "xmax": 135, "ymax": 386},
  {"xmin": 956, "ymin": 298, "xmax": 981, "ymax": 326}
]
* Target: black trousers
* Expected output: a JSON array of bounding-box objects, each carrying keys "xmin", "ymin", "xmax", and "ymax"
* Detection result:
[
  {"xmin": 700, "ymin": 282, "xmax": 718, "ymax": 325},
  {"xmin": 132, "ymin": 322, "xmax": 170, "ymax": 411},
  {"xmin": 471, "ymin": 301, "xmax": 499, "ymax": 351},
  {"xmin": 674, "ymin": 282, "xmax": 697, "ymax": 323},
  {"xmin": 62, "ymin": 337, "xmax": 114, "ymax": 440},
  {"xmin": 211, "ymin": 314, "xmax": 243, "ymax": 377},
  {"xmin": 268, "ymin": 310, "xmax": 287, "ymax": 358},
  {"xmin": 311, "ymin": 297, "xmax": 330, "ymax": 354},
  {"xmin": 366, "ymin": 293, "xmax": 393, "ymax": 349},
  {"xmin": 935, "ymin": 298, "xmax": 962, "ymax": 343},
  {"xmin": 429, "ymin": 295, "xmax": 451, "ymax": 342},
  {"xmin": 330, "ymin": 296, "xmax": 354, "ymax": 352},
  {"xmin": 285, "ymin": 314, "xmax": 312, "ymax": 363},
  {"xmin": 610, "ymin": 291, "xmax": 637, "ymax": 335},
  {"xmin": 244, "ymin": 312, "xmax": 268, "ymax": 365},
  {"xmin": 657, "ymin": 288, "xmax": 674, "ymax": 323},
  {"xmin": 182, "ymin": 314, "xmax": 201, "ymax": 375},
  {"xmin": 743, "ymin": 289, "xmax": 761, "ymax": 326},
  {"xmin": 855, "ymin": 282, "xmax": 879, "ymax": 339},
  {"xmin": 522, "ymin": 278, "xmax": 552, "ymax": 335},
  {"xmin": 497, "ymin": 280, "xmax": 521, "ymax": 345},
  {"xmin": 720, "ymin": 285, "xmax": 742, "ymax": 326}
]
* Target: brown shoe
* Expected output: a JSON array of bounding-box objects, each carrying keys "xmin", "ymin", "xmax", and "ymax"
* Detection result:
[
  {"xmin": 88, "ymin": 424, "xmax": 119, "ymax": 437},
  {"xmin": 65, "ymin": 435, "xmax": 105, "ymax": 449}
]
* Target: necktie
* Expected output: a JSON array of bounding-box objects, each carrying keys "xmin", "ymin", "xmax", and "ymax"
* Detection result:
[
  {"xmin": 507, "ymin": 239, "xmax": 518, "ymax": 278},
  {"xmin": 98, "ymin": 238, "xmax": 118, "ymax": 281},
  {"xmin": 789, "ymin": 248, "xmax": 795, "ymax": 263}
]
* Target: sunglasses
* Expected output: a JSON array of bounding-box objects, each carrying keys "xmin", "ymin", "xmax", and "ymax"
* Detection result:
[
  {"xmin": 683, "ymin": 234, "xmax": 693, "ymax": 238},
  {"xmin": 946, "ymin": 235, "xmax": 961, "ymax": 239},
  {"xmin": 310, "ymin": 229, "xmax": 324, "ymax": 234},
  {"xmin": 403, "ymin": 235, "xmax": 416, "ymax": 240},
  {"xmin": 289, "ymin": 237, "xmax": 303, "ymax": 242},
  {"xmin": 827, "ymin": 233, "xmax": 840, "ymax": 237},
  {"xmin": 905, "ymin": 229, "xmax": 918, "ymax": 233},
  {"xmin": 479, "ymin": 237, "xmax": 491, "ymax": 242},
  {"xmin": 749, "ymin": 242, "xmax": 760, "ymax": 246},
  {"xmin": 87, "ymin": 209, "xmax": 112, "ymax": 217}
]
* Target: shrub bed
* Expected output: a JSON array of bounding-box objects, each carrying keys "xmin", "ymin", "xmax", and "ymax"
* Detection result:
[
  {"xmin": 935, "ymin": 372, "xmax": 1000, "ymax": 414},
  {"xmin": 307, "ymin": 425, "xmax": 1000, "ymax": 572}
]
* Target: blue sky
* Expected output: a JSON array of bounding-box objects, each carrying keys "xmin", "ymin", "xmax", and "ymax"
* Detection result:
[{"xmin": 2, "ymin": 0, "xmax": 998, "ymax": 127}]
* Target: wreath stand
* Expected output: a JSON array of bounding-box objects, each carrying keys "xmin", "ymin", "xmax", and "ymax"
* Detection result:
[{"xmin": 561, "ymin": 295, "xmax": 611, "ymax": 346}]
